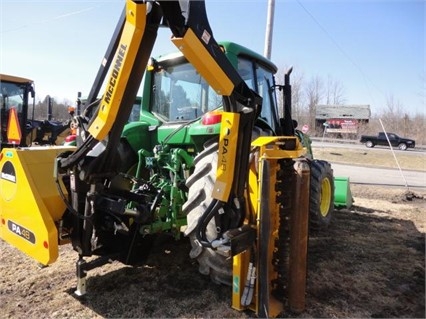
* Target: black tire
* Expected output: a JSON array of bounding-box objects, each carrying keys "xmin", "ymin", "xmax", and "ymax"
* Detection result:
[
  {"xmin": 183, "ymin": 128, "xmax": 266, "ymax": 285},
  {"xmin": 182, "ymin": 138, "xmax": 232, "ymax": 285},
  {"xmin": 365, "ymin": 140, "xmax": 374, "ymax": 148},
  {"xmin": 398, "ymin": 143, "xmax": 407, "ymax": 151},
  {"xmin": 309, "ymin": 160, "xmax": 334, "ymax": 229}
]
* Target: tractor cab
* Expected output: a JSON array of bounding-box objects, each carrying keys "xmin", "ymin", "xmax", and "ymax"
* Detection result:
[
  {"xmin": 148, "ymin": 42, "xmax": 280, "ymax": 131},
  {"xmin": 123, "ymin": 42, "xmax": 282, "ymax": 154},
  {"xmin": 0, "ymin": 74, "xmax": 35, "ymax": 148}
]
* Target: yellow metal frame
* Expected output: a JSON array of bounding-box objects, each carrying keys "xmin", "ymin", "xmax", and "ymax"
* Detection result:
[
  {"xmin": 89, "ymin": 0, "xmax": 147, "ymax": 140},
  {"xmin": 232, "ymin": 136, "xmax": 307, "ymax": 316},
  {"xmin": 212, "ymin": 112, "xmax": 240, "ymax": 201},
  {"xmin": 171, "ymin": 28, "xmax": 234, "ymax": 96},
  {"xmin": 0, "ymin": 146, "xmax": 74, "ymax": 265}
]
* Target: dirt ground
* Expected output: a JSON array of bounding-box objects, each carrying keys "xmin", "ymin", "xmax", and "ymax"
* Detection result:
[{"xmin": 1, "ymin": 183, "xmax": 424, "ymax": 318}]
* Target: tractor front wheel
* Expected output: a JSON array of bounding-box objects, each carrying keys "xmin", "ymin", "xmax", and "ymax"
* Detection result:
[{"xmin": 309, "ymin": 160, "xmax": 334, "ymax": 229}]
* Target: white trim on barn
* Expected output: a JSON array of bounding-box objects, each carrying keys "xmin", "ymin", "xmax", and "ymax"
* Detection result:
[{"xmin": 315, "ymin": 104, "xmax": 371, "ymax": 120}]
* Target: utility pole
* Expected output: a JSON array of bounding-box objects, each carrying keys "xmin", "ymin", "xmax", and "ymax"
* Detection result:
[{"xmin": 264, "ymin": 0, "xmax": 275, "ymax": 59}]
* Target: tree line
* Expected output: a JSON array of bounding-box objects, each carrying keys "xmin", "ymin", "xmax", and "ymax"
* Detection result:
[
  {"xmin": 29, "ymin": 95, "xmax": 74, "ymax": 123},
  {"xmin": 276, "ymin": 68, "xmax": 425, "ymax": 145}
]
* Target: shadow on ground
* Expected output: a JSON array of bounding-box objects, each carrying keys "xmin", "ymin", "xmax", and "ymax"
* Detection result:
[{"xmin": 65, "ymin": 208, "xmax": 424, "ymax": 318}]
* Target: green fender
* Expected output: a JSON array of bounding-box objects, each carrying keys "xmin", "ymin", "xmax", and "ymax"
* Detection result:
[{"xmin": 334, "ymin": 176, "xmax": 353, "ymax": 209}]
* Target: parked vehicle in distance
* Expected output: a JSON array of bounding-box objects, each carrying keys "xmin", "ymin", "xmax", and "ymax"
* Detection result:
[{"xmin": 360, "ymin": 132, "xmax": 415, "ymax": 150}]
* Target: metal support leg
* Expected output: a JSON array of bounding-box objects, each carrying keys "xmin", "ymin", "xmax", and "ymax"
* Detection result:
[{"xmin": 75, "ymin": 257, "xmax": 87, "ymax": 296}]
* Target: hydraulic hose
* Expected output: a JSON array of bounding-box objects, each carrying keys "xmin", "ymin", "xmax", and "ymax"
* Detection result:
[
  {"xmin": 59, "ymin": 135, "xmax": 98, "ymax": 169},
  {"xmin": 195, "ymin": 199, "xmax": 224, "ymax": 248}
]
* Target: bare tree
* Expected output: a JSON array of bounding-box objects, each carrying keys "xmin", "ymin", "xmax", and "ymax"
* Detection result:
[
  {"xmin": 385, "ymin": 93, "xmax": 404, "ymax": 115},
  {"xmin": 305, "ymin": 75, "xmax": 324, "ymax": 132},
  {"xmin": 275, "ymin": 67, "xmax": 306, "ymax": 123},
  {"xmin": 325, "ymin": 75, "xmax": 346, "ymax": 105},
  {"xmin": 376, "ymin": 94, "xmax": 426, "ymax": 145},
  {"xmin": 290, "ymin": 70, "xmax": 307, "ymax": 125},
  {"xmin": 276, "ymin": 67, "xmax": 307, "ymax": 122},
  {"xmin": 31, "ymin": 96, "xmax": 71, "ymax": 122},
  {"xmin": 411, "ymin": 112, "xmax": 426, "ymax": 145},
  {"xmin": 368, "ymin": 111, "xmax": 425, "ymax": 146},
  {"xmin": 380, "ymin": 93, "xmax": 404, "ymax": 131}
]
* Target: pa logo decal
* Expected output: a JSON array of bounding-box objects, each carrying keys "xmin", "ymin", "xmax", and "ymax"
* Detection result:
[{"xmin": 7, "ymin": 220, "xmax": 36, "ymax": 244}]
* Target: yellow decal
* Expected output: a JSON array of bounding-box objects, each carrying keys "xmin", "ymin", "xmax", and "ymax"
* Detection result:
[
  {"xmin": 213, "ymin": 112, "xmax": 239, "ymax": 201},
  {"xmin": 88, "ymin": 0, "xmax": 147, "ymax": 140},
  {"xmin": 7, "ymin": 220, "xmax": 36, "ymax": 244}
]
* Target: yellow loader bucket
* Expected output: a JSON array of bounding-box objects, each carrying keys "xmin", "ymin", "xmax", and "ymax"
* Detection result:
[{"xmin": 0, "ymin": 146, "xmax": 74, "ymax": 265}]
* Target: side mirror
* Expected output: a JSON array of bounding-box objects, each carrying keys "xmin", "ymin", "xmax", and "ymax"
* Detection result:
[{"xmin": 29, "ymin": 85, "xmax": 35, "ymax": 99}]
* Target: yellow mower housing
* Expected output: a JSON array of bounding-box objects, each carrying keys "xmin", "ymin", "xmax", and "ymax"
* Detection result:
[{"xmin": 0, "ymin": 146, "xmax": 74, "ymax": 265}]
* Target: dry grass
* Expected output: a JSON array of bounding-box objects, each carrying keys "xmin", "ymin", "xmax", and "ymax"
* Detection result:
[
  {"xmin": 304, "ymin": 186, "xmax": 425, "ymax": 318},
  {"xmin": 313, "ymin": 146, "xmax": 425, "ymax": 171},
  {"xmin": 0, "ymin": 147, "xmax": 425, "ymax": 318}
]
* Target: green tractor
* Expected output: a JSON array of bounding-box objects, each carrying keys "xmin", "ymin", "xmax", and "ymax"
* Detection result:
[
  {"xmin": 0, "ymin": 2, "xmax": 353, "ymax": 313},
  {"xmin": 115, "ymin": 41, "xmax": 347, "ymax": 283}
]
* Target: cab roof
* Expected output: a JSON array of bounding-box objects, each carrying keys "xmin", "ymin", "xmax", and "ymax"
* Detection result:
[
  {"xmin": 0, "ymin": 73, "xmax": 33, "ymax": 84},
  {"xmin": 155, "ymin": 41, "xmax": 278, "ymax": 74}
]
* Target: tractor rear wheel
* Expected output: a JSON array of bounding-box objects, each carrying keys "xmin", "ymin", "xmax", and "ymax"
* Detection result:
[
  {"xmin": 183, "ymin": 128, "xmax": 266, "ymax": 285},
  {"xmin": 309, "ymin": 160, "xmax": 334, "ymax": 229},
  {"xmin": 182, "ymin": 138, "xmax": 232, "ymax": 285}
]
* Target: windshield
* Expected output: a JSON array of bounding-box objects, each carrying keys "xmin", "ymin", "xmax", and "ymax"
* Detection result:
[
  {"xmin": 128, "ymin": 97, "xmax": 142, "ymax": 122},
  {"xmin": 0, "ymin": 81, "xmax": 26, "ymax": 143},
  {"xmin": 257, "ymin": 65, "xmax": 278, "ymax": 129},
  {"xmin": 237, "ymin": 58, "xmax": 278, "ymax": 130},
  {"xmin": 150, "ymin": 57, "xmax": 278, "ymax": 129},
  {"xmin": 0, "ymin": 82, "xmax": 25, "ymax": 113},
  {"xmin": 151, "ymin": 62, "xmax": 222, "ymax": 122}
]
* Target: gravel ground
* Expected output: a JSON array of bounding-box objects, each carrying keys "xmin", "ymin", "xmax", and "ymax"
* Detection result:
[
  {"xmin": 1, "ymin": 183, "xmax": 424, "ymax": 318},
  {"xmin": 2, "ymin": 132, "xmax": 425, "ymax": 318}
]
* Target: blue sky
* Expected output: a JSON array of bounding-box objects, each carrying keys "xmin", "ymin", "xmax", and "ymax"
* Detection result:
[{"xmin": 1, "ymin": 0, "xmax": 424, "ymax": 116}]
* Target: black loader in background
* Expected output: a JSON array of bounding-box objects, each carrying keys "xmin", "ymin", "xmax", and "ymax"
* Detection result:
[{"xmin": 0, "ymin": 73, "xmax": 70, "ymax": 148}]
